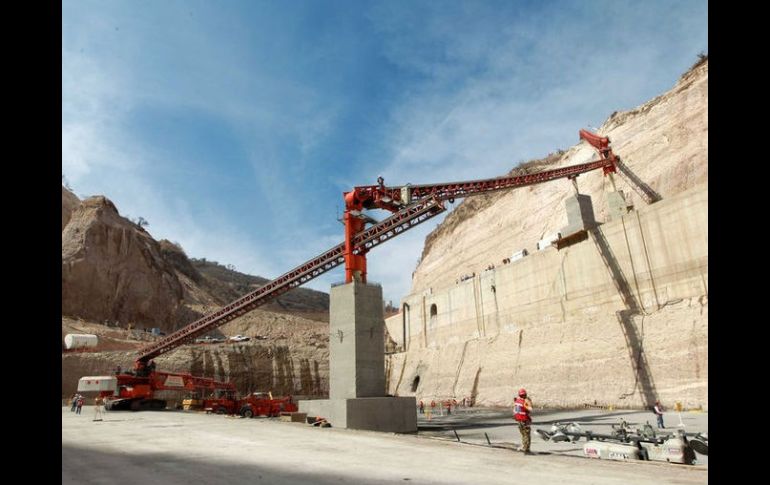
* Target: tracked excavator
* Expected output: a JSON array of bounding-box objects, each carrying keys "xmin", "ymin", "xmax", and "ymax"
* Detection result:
[{"xmin": 79, "ymin": 129, "xmax": 621, "ymax": 413}]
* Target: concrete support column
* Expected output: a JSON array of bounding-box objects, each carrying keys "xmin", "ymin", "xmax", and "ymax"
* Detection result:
[
  {"xmin": 300, "ymin": 281, "xmax": 417, "ymax": 433},
  {"xmin": 330, "ymin": 280, "xmax": 385, "ymax": 399},
  {"xmin": 562, "ymin": 193, "xmax": 597, "ymax": 236}
]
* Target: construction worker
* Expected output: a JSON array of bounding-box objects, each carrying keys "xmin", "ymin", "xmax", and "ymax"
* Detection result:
[
  {"xmin": 653, "ymin": 401, "xmax": 665, "ymax": 429},
  {"xmin": 513, "ymin": 388, "xmax": 533, "ymax": 454},
  {"xmin": 93, "ymin": 396, "xmax": 104, "ymax": 421}
]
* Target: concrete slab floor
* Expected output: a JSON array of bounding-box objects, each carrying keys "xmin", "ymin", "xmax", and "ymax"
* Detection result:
[{"xmin": 63, "ymin": 406, "xmax": 707, "ymax": 485}]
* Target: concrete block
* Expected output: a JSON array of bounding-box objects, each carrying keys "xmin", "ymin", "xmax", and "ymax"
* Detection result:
[
  {"xmin": 299, "ymin": 397, "xmax": 417, "ymax": 433},
  {"xmin": 345, "ymin": 396, "xmax": 417, "ymax": 433},
  {"xmin": 329, "ymin": 281, "xmax": 385, "ymax": 399},
  {"xmin": 309, "ymin": 281, "xmax": 418, "ymax": 432},
  {"xmin": 562, "ymin": 193, "xmax": 597, "ymax": 236}
]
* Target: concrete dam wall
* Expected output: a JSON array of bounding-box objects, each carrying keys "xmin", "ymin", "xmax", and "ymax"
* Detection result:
[{"xmin": 385, "ymin": 184, "xmax": 707, "ymax": 410}]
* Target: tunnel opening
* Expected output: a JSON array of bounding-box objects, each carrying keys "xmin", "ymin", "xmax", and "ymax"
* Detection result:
[{"xmin": 411, "ymin": 375, "xmax": 420, "ymax": 392}]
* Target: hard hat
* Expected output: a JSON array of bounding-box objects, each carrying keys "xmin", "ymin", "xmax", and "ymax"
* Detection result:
[{"xmin": 518, "ymin": 388, "xmax": 527, "ymax": 397}]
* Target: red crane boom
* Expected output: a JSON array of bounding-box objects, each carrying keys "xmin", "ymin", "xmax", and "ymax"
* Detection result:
[
  {"xmin": 135, "ymin": 197, "xmax": 447, "ymax": 365},
  {"xmin": 135, "ymin": 129, "xmax": 617, "ymax": 369}
]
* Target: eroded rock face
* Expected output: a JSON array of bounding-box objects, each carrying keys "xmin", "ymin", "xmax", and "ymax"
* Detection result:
[
  {"xmin": 61, "ymin": 311, "xmax": 330, "ymax": 399},
  {"xmin": 61, "ymin": 186, "xmax": 332, "ymax": 392},
  {"xmin": 62, "ymin": 344, "xmax": 329, "ymax": 399},
  {"xmin": 62, "ymin": 196, "xmax": 198, "ymax": 331},
  {"xmin": 62, "ymin": 187, "xmax": 80, "ymax": 231}
]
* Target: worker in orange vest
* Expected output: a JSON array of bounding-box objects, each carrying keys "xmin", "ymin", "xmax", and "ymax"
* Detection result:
[{"xmin": 513, "ymin": 388, "xmax": 533, "ymax": 454}]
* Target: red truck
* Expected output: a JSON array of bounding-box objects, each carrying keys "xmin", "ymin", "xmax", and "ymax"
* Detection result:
[{"xmin": 204, "ymin": 391, "xmax": 297, "ymax": 417}]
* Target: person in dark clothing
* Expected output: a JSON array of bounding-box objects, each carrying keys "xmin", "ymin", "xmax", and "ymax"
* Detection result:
[{"xmin": 653, "ymin": 401, "xmax": 665, "ymax": 429}]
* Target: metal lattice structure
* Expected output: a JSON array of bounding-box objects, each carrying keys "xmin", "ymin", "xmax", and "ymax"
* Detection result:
[{"xmin": 137, "ymin": 130, "xmax": 617, "ymax": 365}]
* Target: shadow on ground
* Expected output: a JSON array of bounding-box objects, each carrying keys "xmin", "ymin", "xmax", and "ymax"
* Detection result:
[{"xmin": 63, "ymin": 444, "xmax": 404, "ymax": 485}]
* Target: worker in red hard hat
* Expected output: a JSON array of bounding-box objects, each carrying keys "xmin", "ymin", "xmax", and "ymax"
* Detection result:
[{"xmin": 513, "ymin": 388, "xmax": 534, "ymax": 454}]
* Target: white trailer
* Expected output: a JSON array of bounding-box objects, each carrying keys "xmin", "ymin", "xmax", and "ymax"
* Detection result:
[{"xmin": 77, "ymin": 376, "xmax": 118, "ymax": 394}]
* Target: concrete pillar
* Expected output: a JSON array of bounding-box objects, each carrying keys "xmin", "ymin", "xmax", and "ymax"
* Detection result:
[
  {"xmin": 299, "ymin": 281, "xmax": 417, "ymax": 433},
  {"xmin": 561, "ymin": 193, "xmax": 597, "ymax": 236},
  {"xmin": 330, "ymin": 280, "xmax": 385, "ymax": 399}
]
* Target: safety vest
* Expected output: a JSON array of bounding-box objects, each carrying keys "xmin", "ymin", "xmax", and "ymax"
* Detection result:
[{"xmin": 513, "ymin": 397, "xmax": 530, "ymax": 422}]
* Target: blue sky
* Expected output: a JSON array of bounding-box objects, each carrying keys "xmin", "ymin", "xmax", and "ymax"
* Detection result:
[{"xmin": 62, "ymin": 0, "xmax": 708, "ymax": 304}]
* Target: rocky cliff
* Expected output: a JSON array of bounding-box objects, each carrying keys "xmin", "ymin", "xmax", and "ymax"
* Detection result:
[
  {"xmin": 62, "ymin": 196, "xmax": 197, "ymax": 330},
  {"xmin": 61, "ymin": 192, "xmax": 329, "ymax": 331},
  {"xmin": 386, "ymin": 59, "xmax": 708, "ymax": 410},
  {"xmin": 62, "ymin": 186, "xmax": 80, "ymax": 230},
  {"xmin": 412, "ymin": 59, "xmax": 707, "ymax": 295},
  {"xmin": 61, "ymin": 190, "xmax": 331, "ymax": 396}
]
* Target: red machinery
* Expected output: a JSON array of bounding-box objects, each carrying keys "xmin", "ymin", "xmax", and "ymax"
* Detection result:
[
  {"xmin": 578, "ymin": 129, "xmax": 619, "ymax": 176},
  {"xmin": 79, "ymin": 370, "xmax": 236, "ymax": 411},
  {"xmin": 204, "ymin": 392, "xmax": 298, "ymax": 417},
  {"xmin": 341, "ymin": 130, "xmax": 617, "ymax": 283},
  {"xmin": 105, "ymin": 129, "xmax": 617, "ymax": 412},
  {"xmin": 97, "ymin": 368, "xmax": 298, "ymax": 415}
]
